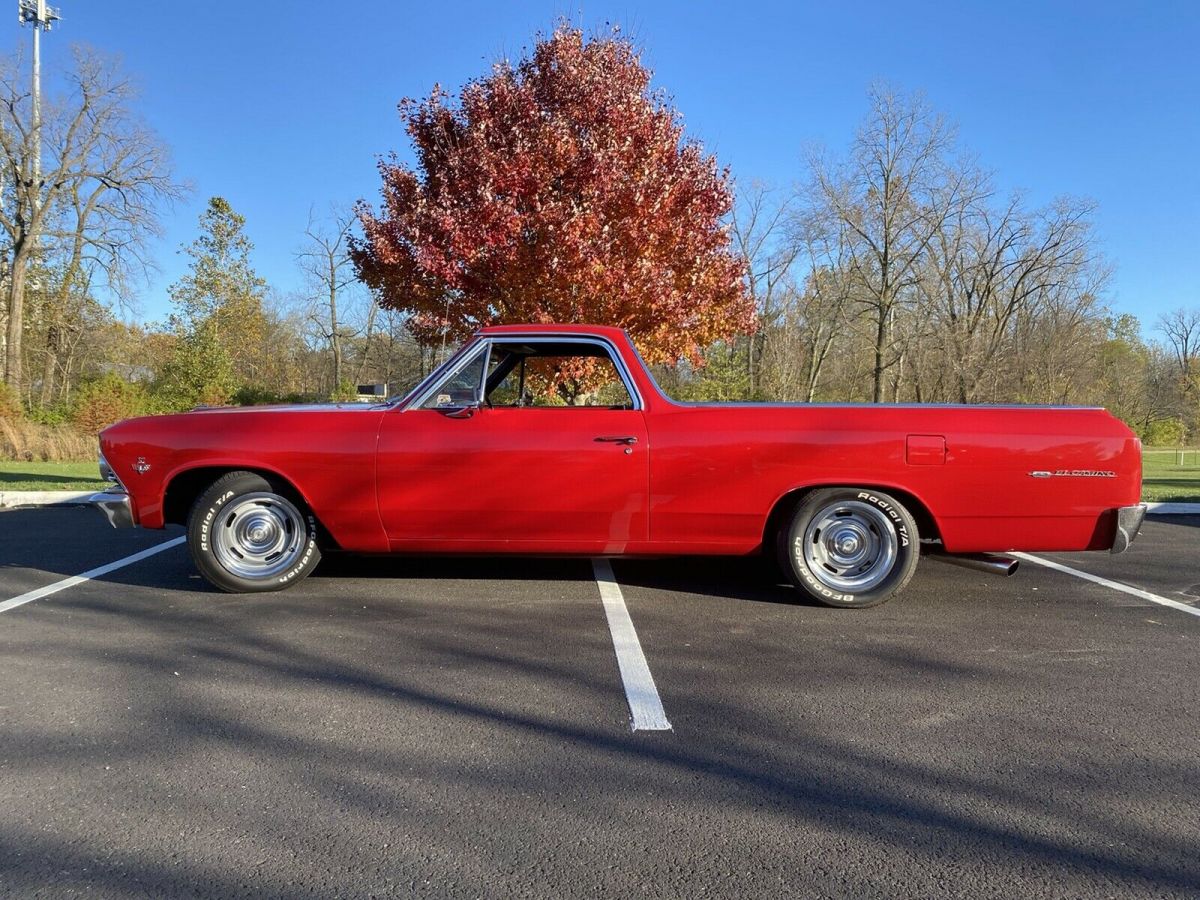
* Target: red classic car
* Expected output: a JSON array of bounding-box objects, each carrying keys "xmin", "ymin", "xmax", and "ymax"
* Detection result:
[{"xmin": 91, "ymin": 324, "xmax": 1146, "ymax": 607}]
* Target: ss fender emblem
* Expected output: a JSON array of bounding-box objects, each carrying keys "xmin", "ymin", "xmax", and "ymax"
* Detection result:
[{"xmin": 132, "ymin": 457, "xmax": 151, "ymax": 475}]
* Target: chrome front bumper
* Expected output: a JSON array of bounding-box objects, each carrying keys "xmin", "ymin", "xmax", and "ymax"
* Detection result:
[
  {"xmin": 1111, "ymin": 503, "xmax": 1147, "ymax": 554},
  {"xmin": 89, "ymin": 489, "xmax": 135, "ymax": 529}
]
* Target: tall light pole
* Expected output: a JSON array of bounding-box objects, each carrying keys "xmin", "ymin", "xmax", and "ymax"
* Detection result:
[{"xmin": 17, "ymin": 0, "xmax": 60, "ymax": 211}]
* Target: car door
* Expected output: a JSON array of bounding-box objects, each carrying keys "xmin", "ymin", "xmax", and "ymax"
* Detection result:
[{"xmin": 376, "ymin": 337, "xmax": 649, "ymax": 553}]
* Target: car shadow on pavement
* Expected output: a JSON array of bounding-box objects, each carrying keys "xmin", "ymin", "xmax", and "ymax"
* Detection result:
[
  {"xmin": 607, "ymin": 554, "xmax": 808, "ymax": 607},
  {"xmin": 1147, "ymin": 513, "xmax": 1200, "ymax": 529},
  {"xmin": 1, "ymin": 590, "xmax": 1197, "ymax": 897},
  {"xmin": 312, "ymin": 552, "xmax": 809, "ymax": 606},
  {"xmin": 310, "ymin": 552, "xmax": 598, "ymax": 585}
]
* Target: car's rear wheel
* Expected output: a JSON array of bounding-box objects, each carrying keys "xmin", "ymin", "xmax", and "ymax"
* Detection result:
[
  {"xmin": 187, "ymin": 471, "xmax": 321, "ymax": 593},
  {"xmin": 777, "ymin": 487, "xmax": 919, "ymax": 608}
]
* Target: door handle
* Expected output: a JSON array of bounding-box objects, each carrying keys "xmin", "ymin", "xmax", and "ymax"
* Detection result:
[{"xmin": 595, "ymin": 435, "xmax": 638, "ymax": 445}]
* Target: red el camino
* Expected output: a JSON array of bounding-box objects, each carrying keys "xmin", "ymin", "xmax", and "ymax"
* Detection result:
[{"xmin": 91, "ymin": 324, "xmax": 1145, "ymax": 608}]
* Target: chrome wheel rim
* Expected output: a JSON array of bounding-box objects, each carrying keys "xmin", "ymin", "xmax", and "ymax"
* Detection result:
[
  {"xmin": 800, "ymin": 500, "xmax": 898, "ymax": 592},
  {"xmin": 211, "ymin": 493, "xmax": 306, "ymax": 580}
]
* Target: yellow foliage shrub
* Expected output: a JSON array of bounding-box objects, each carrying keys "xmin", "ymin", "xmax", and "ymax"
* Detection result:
[{"xmin": 71, "ymin": 374, "xmax": 150, "ymax": 436}]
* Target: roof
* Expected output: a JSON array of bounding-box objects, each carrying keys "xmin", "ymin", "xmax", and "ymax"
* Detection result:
[{"xmin": 476, "ymin": 323, "xmax": 630, "ymax": 341}]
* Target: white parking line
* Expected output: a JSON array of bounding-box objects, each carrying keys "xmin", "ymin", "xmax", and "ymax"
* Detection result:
[
  {"xmin": 1014, "ymin": 552, "xmax": 1200, "ymax": 619},
  {"xmin": 0, "ymin": 536, "xmax": 187, "ymax": 614},
  {"xmin": 592, "ymin": 558, "xmax": 672, "ymax": 732}
]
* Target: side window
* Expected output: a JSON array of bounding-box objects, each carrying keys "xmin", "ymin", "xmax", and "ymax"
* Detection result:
[
  {"xmin": 486, "ymin": 344, "xmax": 634, "ymax": 408},
  {"xmin": 420, "ymin": 348, "xmax": 487, "ymax": 409}
]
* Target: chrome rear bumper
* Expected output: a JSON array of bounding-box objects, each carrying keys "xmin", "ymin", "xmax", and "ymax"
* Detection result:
[
  {"xmin": 1111, "ymin": 503, "xmax": 1147, "ymax": 554},
  {"xmin": 89, "ymin": 490, "xmax": 135, "ymax": 529}
]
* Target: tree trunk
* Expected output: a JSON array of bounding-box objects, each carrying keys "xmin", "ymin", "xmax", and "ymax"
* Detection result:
[
  {"xmin": 872, "ymin": 306, "xmax": 887, "ymax": 403},
  {"xmin": 39, "ymin": 322, "xmax": 59, "ymax": 406},
  {"xmin": 352, "ymin": 302, "xmax": 379, "ymax": 387},
  {"xmin": 39, "ymin": 286, "xmax": 70, "ymax": 407},
  {"xmin": 4, "ymin": 248, "xmax": 29, "ymax": 390},
  {"xmin": 60, "ymin": 344, "xmax": 78, "ymax": 404},
  {"xmin": 805, "ymin": 325, "xmax": 838, "ymax": 404},
  {"xmin": 747, "ymin": 332, "xmax": 757, "ymax": 398},
  {"xmin": 329, "ymin": 266, "xmax": 343, "ymax": 389}
]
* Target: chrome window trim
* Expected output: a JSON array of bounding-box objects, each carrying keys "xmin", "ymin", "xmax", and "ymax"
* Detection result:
[
  {"xmin": 405, "ymin": 334, "xmax": 643, "ymax": 412},
  {"xmin": 487, "ymin": 334, "xmax": 643, "ymax": 411}
]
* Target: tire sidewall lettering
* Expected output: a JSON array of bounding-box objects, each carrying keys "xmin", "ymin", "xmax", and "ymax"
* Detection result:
[
  {"xmin": 277, "ymin": 516, "xmax": 318, "ymax": 584},
  {"xmin": 198, "ymin": 490, "xmax": 236, "ymax": 553},
  {"xmin": 788, "ymin": 489, "xmax": 917, "ymax": 605},
  {"xmin": 789, "ymin": 547, "xmax": 854, "ymax": 602},
  {"xmin": 855, "ymin": 491, "xmax": 910, "ymax": 547}
]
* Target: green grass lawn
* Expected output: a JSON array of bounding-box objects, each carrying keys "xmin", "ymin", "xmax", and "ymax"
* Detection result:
[
  {"xmin": 1141, "ymin": 449, "xmax": 1200, "ymax": 503},
  {"xmin": 2, "ymin": 452, "xmax": 1199, "ymax": 501},
  {"xmin": 0, "ymin": 460, "xmax": 108, "ymax": 492}
]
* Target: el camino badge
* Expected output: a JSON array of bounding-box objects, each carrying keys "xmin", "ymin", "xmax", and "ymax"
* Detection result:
[
  {"xmin": 132, "ymin": 457, "xmax": 151, "ymax": 475},
  {"xmin": 1029, "ymin": 469, "xmax": 1116, "ymax": 478}
]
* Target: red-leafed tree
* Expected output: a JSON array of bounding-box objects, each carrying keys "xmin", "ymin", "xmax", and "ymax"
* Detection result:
[{"xmin": 352, "ymin": 25, "xmax": 753, "ymax": 364}]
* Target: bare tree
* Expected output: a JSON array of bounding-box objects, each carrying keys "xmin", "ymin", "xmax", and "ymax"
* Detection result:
[
  {"xmin": 1157, "ymin": 306, "xmax": 1200, "ymax": 381},
  {"xmin": 0, "ymin": 46, "xmax": 183, "ymax": 392},
  {"xmin": 355, "ymin": 305, "xmax": 426, "ymax": 397},
  {"xmin": 730, "ymin": 181, "xmax": 800, "ymax": 394},
  {"xmin": 297, "ymin": 205, "xmax": 371, "ymax": 393},
  {"xmin": 785, "ymin": 207, "xmax": 858, "ymax": 401},
  {"xmin": 350, "ymin": 300, "xmax": 380, "ymax": 388},
  {"xmin": 926, "ymin": 194, "xmax": 1102, "ymax": 402},
  {"xmin": 808, "ymin": 84, "xmax": 978, "ymax": 401},
  {"xmin": 1085, "ymin": 316, "xmax": 1175, "ymax": 435}
]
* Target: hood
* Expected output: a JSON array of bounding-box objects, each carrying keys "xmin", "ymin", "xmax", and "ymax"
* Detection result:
[{"xmin": 187, "ymin": 402, "xmax": 389, "ymax": 414}]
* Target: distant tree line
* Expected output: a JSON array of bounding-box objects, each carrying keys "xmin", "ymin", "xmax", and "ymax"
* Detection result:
[
  {"xmin": 703, "ymin": 84, "xmax": 1200, "ymax": 450},
  {"xmin": 1, "ymin": 29, "xmax": 1198, "ymax": 460}
]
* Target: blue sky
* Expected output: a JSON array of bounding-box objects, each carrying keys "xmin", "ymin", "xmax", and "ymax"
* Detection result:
[{"xmin": 11, "ymin": 1, "xmax": 1199, "ymax": 333}]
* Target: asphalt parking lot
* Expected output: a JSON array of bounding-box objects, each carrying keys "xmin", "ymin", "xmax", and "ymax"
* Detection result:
[{"xmin": 1, "ymin": 508, "xmax": 1198, "ymax": 898}]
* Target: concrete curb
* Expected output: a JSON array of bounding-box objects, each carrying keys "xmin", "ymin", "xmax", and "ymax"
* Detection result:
[
  {"xmin": 2, "ymin": 491, "xmax": 1199, "ymax": 515},
  {"xmin": 0, "ymin": 490, "xmax": 98, "ymax": 509},
  {"xmin": 1144, "ymin": 502, "xmax": 1200, "ymax": 516}
]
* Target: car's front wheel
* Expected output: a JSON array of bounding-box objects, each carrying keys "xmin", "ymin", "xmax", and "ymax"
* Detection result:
[
  {"xmin": 777, "ymin": 487, "xmax": 919, "ymax": 609},
  {"xmin": 187, "ymin": 471, "xmax": 322, "ymax": 593}
]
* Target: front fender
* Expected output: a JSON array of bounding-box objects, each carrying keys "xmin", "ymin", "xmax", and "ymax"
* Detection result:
[{"xmin": 150, "ymin": 458, "xmax": 321, "ymax": 530}]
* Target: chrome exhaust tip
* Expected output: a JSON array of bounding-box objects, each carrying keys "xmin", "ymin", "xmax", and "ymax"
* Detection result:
[{"xmin": 931, "ymin": 552, "xmax": 1020, "ymax": 577}]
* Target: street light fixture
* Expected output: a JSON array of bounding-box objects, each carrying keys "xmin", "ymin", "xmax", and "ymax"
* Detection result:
[
  {"xmin": 17, "ymin": 0, "xmax": 61, "ymax": 206},
  {"xmin": 17, "ymin": 0, "xmax": 59, "ymax": 28}
]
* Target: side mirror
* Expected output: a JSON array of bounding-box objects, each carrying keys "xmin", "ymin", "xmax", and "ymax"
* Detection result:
[{"xmin": 441, "ymin": 401, "xmax": 480, "ymax": 419}]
